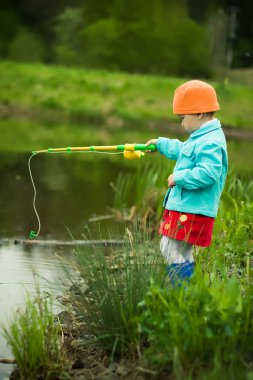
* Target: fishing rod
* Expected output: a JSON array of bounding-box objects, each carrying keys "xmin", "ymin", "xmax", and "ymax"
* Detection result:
[
  {"xmin": 29, "ymin": 143, "xmax": 156, "ymax": 239},
  {"xmin": 32, "ymin": 143, "xmax": 156, "ymax": 159}
]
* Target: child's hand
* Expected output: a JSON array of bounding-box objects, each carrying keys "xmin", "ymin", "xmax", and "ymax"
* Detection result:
[
  {"xmin": 168, "ymin": 174, "xmax": 175, "ymax": 188},
  {"xmin": 145, "ymin": 139, "xmax": 158, "ymax": 153}
]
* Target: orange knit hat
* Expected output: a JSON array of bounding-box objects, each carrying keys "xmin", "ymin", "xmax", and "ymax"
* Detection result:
[{"xmin": 173, "ymin": 80, "xmax": 220, "ymax": 114}]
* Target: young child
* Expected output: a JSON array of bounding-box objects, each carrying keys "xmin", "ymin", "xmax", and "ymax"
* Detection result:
[{"xmin": 146, "ymin": 80, "xmax": 228, "ymax": 284}]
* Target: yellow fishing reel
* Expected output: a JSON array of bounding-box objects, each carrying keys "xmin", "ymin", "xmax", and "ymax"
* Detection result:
[{"xmin": 123, "ymin": 144, "xmax": 146, "ymax": 159}]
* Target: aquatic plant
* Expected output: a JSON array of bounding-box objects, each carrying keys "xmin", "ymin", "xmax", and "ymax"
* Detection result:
[
  {"xmin": 3, "ymin": 286, "xmax": 68, "ymax": 380},
  {"xmin": 110, "ymin": 161, "xmax": 170, "ymax": 232},
  {"xmin": 224, "ymin": 170, "xmax": 253, "ymax": 202},
  {"xmin": 65, "ymin": 226, "xmax": 165, "ymax": 357}
]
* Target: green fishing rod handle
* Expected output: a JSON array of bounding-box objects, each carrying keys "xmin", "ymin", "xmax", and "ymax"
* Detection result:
[
  {"xmin": 146, "ymin": 143, "xmax": 156, "ymax": 151},
  {"xmin": 134, "ymin": 143, "xmax": 156, "ymax": 151}
]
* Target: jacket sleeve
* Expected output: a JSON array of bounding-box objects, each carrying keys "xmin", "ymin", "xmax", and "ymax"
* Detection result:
[
  {"xmin": 157, "ymin": 137, "xmax": 184, "ymax": 160},
  {"xmin": 173, "ymin": 143, "xmax": 223, "ymax": 189}
]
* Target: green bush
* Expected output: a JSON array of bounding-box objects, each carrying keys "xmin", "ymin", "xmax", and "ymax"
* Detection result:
[
  {"xmin": 0, "ymin": 10, "xmax": 19, "ymax": 56},
  {"xmin": 8, "ymin": 28, "xmax": 46, "ymax": 63},
  {"xmin": 52, "ymin": 2, "xmax": 212, "ymax": 77},
  {"xmin": 138, "ymin": 266, "xmax": 253, "ymax": 379},
  {"xmin": 81, "ymin": 18, "xmax": 121, "ymax": 69}
]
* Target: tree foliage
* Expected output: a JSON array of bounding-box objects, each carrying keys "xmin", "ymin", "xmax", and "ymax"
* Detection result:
[
  {"xmin": 0, "ymin": 0, "xmax": 252, "ymax": 76},
  {"xmin": 8, "ymin": 27, "xmax": 46, "ymax": 62},
  {"xmin": 53, "ymin": 0, "xmax": 211, "ymax": 77}
]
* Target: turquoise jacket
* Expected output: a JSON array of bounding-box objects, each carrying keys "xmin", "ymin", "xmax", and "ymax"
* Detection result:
[{"xmin": 157, "ymin": 119, "xmax": 228, "ymax": 217}]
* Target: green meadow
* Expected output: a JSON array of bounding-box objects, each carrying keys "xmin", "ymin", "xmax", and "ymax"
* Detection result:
[{"xmin": 1, "ymin": 60, "xmax": 253, "ymax": 131}]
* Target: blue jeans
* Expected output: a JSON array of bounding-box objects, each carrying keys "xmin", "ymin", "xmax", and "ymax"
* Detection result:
[
  {"xmin": 167, "ymin": 260, "xmax": 195, "ymax": 285},
  {"xmin": 160, "ymin": 236, "xmax": 195, "ymax": 284}
]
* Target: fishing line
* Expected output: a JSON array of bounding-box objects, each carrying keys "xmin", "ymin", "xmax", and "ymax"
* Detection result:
[
  {"xmin": 28, "ymin": 150, "xmax": 124, "ymax": 239},
  {"xmin": 28, "ymin": 153, "xmax": 41, "ymax": 239}
]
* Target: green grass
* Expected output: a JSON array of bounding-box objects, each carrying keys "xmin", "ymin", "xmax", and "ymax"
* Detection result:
[
  {"xmin": 228, "ymin": 67, "xmax": 253, "ymax": 86},
  {"xmin": 62, "ymin": 163, "xmax": 252, "ymax": 367},
  {"xmin": 138, "ymin": 265, "xmax": 253, "ymax": 380},
  {"xmin": 110, "ymin": 162, "xmax": 171, "ymax": 231},
  {"xmin": 1, "ymin": 60, "xmax": 253, "ymax": 129},
  {"xmin": 64, "ymin": 227, "xmax": 165, "ymax": 357},
  {"xmin": 3, "ymin": 285, "xmax": 69, "ymax": 380},
  {"xmin": 61, "ymin": 177, "xmax": 253, "ymax": 378}
]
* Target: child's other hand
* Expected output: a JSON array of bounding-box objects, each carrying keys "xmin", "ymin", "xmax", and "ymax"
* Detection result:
[
  {"xmin": 168, "ymin": 174, "xmax": 175, "ymax": 188},
  {"xmin": 145, "ymin": 139, "xmax": 158, "ymax": 153}
]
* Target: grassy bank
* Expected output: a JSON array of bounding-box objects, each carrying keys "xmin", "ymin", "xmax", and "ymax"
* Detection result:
[
  {"xmin": 4, "ymin": 164, "xmax": 253, "ymax": 379},
  {"xmin": 46, "ymin": 169, "xmax": 253, "ymax": 379},
  {"xmin": 1, "ymin": 61, "xmax": 253, "ymax": 129}
]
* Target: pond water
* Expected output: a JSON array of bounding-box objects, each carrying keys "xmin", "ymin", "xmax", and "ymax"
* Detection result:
[
  {"xmin": 2, "ymin": 152, "xmax": 134, "ymax": 239},
  {"xmin": 0, "ymin": 139, "xmax": 252, "ymax": 378},
  {"xmin": 0, "ymin": 244, "xmax": 67, "ymax": 379},
  {"xmin": 0, "ymin": 152, "xmax": 133, "ymax": 378}
]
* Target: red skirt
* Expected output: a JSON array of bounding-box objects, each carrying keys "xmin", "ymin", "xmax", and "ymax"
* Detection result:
[{"xmin": 159, "ymin": 209, "xmax": 215, "ymax": 247}]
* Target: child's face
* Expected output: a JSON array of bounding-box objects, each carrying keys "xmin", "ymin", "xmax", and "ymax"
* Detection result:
[{"xmin": 178, "ymin": 114, "xmax": 208, "ymax": 133}]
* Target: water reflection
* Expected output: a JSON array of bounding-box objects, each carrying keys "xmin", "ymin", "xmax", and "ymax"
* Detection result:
[
  {"xmin": 0, "ymin": 244, "xmax": 68, "ymax": 378},
  {"xmin": 0, "ymin": 152, "xmax": 133, "ymax": 240}
]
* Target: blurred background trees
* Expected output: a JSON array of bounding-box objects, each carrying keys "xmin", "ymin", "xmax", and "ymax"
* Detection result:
[{"xmin": 0, "ymin": 0, "xmax": 252, "ymax": 78}]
